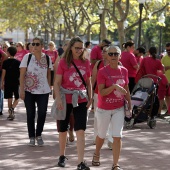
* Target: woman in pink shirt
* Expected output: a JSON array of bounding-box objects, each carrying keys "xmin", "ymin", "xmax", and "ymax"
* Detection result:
[
  {"xmin": 45, "ymin": 41, "xmax": 58, "ymax": 89},
  {"xmin": 15, "ymin": 42, "xmax": 28, "ymax": 61},
  {"xmin": 92, "ymin": 46, "xmax": 131, "ymax": 170},
  {"xmin": 54, "ymin": 37, "xmax": 92, "ymax": 170},
  {"xmin": 120, "ymin": 40, "xmax": 139, "ymax": 93}
]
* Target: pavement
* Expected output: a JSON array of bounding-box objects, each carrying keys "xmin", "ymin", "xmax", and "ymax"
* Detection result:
[{"xmin": 0, "ymin": 95, "xmax": 170, "ymax": 170}]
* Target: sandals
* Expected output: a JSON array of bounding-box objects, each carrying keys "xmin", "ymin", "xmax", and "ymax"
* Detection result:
[
  {"xmin": 112, "ymin": 165, "xmax": 123, "ymax": 170},
  {"xmin": 92, "ymin": 153, "xmax": 100, "ymax": 166},
  {"xmin": 68, "ymin": 130, "xmax": 74, "ymax": 142}
]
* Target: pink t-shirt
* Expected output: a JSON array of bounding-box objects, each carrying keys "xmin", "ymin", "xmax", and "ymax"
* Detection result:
[
  {"xmin": 140, "ymin": 57, "xmax": 163, "ymax": 83},
  {"xmin": 120, "ymin": 51, "xmax": 138, "ymax": 77},
  {"xmin": 15, "ymin": 50, "xmax": 28, "ymax": 61},
  {"xmin": 57, "ymin": 58, "xmax": 91, "ymax": 103},
  {"xmin": 90, "ymin": 45, "xmax": 102, "ymax": 69},
  {"xmin": 94, "ymin": 60, "xmax": 105, "ymax": 94},
  {"xmin": 135, "ymin": 56, "xmax": 143, "ymax": 65},
  {"xmin": 97, "ymin": 65, "xmax": 129, "ymax": 110},
  {"xmin": 45, "ymin": 50, "xmax": 58, "ymax": 64}
]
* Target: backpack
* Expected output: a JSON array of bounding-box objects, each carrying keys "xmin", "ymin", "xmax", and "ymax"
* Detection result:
[{"xmin": 27, "ymin": 53, "xmax": 49, "ymax": 67}]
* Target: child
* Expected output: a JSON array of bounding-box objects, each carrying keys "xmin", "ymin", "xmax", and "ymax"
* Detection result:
[{"xmin": 1, "ymin": 47, "xmax": 20, "ymax": 120}]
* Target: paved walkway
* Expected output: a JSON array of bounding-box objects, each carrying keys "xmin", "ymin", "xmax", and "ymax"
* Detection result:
[{"xmin": 0, "ymin": 96, "xmax": 170, "ymax": 170}]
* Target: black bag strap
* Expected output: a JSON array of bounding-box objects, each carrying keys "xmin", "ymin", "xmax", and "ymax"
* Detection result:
[
  {"xmin": 27, "ymin": 53, "xmax": 49, "ymax": 68},
  {"xmin": 27, "ymin": 53, "xmax": 32, "ymax": 66},
  {"xmin": 71, "ymin": 61, "xmax": 87, "ymax": 89}
]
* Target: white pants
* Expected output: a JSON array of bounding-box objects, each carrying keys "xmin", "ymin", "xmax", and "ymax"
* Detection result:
[
  {"xmin": 95, "ymin": 107, "xmax": 124, "ymax": 139},
  {"xmin": 94, "ymin": 93, "xmax": 118, "ymax": 142}
]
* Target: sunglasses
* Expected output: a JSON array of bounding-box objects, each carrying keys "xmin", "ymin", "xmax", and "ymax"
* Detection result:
[
  {"xmin": 32, "ymin": 43, "xmax": 40, "ymax": 46},
  {"xmin": 108, "ymin": 52, "xmax": 120, "ymax": 57}
]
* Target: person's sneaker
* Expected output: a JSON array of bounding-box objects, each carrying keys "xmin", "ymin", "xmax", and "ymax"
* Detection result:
[
  {"xmin": 77, "ymin": 162, "xmax": 90, "ymax": 170},
  {"xmin": 58, "ymin": 155, "xmax": 68, "ymax": 167},
  {"xmin": 7, "ymin": 108, "xmax": 15, "ymax": 120},
  {"xmin": 0, "ymin": 111, "xmax": 3, "ymax": 116},
  {"xmin": 36, "ymin": 136, "xmax": 44, "ymax": 146},
  {"xmin": 28, "ymin": 137, "xmax": 35, "ymax": 147},
  {"xmin": 107, "ymin": 141, "xmax": 112, "ymax": 150}
]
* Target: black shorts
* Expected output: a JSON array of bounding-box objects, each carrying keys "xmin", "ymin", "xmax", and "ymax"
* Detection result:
[
  {"xmin": 58, "ymin": 102, "xmax": 88, "ymax": 132},
  {"xmin": 4, "ymin": 86, "xmax": 19, "ymax": 99},
  {"xmin": 51, "ymin": 70, "xmax": 54, "ymax": 86}
]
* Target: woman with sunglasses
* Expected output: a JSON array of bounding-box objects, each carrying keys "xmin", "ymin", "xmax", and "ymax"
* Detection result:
[
  {"xmin": 20, "ymin": 37, "xmax": 53, "ymax": 146},
  {"xmin": 120, "ymin": 40, "xmax": 139, "ymax": 93},
  {"xmin": 92, "ymin": 45, "xmax": 131, "ymax": 170},
  {"xmin": 15, "ymin": 42, "xmax": 28, "ymax": 61},
  {"xmin": 54, "ymin": 37, "xmax": 92, "ymax": 170}
]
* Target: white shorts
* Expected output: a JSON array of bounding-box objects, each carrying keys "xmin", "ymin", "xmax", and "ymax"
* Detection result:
[{"xmin": 95, "ymin": 107, "xmax": 124, "ymax": 139}]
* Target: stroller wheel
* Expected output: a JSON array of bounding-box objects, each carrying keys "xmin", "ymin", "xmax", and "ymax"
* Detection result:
[
  {"xmin": 124, "ymin": 118, "xmax": 134, "ymax": 129},
  {"xmin": 148, "ymin": 119, "xmax": 156, "ymax": 129}
]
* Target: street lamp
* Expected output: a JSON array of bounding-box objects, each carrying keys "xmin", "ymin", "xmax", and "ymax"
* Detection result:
[
  {"xmin": 38, "ymin": 25, "xmax": 41, "ymax": 36},
  {"xmin": 124, "ymin": 19, "xmax": 129, "ymax": 29},
  {"xmin": 27, "ymin": 27, "xmax": 32, "ymax": 43},
  {"xmin": 98, "ymin": 6, "xmax": 103, "ymax": 43},
  {"xmin": 124, "ymin": 20, "xmax": 129, "ymax": 41},
  {"xmin": 58, "ymin": 18, "xmax": 64, "ymax": 45},
  {"xmin": 158, "ymin": 13, "xmax": 165, "ymax": 55},
  {"xmin": 138, "ymin": 0, "xmax": 146, "ymax": 47}
]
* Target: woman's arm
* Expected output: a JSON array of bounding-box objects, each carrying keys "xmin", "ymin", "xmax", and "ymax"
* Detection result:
[
  {"xmin": 98, "ymin": 84, "xmax": 127, "ymax": 96},
  {"xmin": 124, "ymin": 85, "xmax": 131, "ymax": 110},
  {"xmin": 20, "ymin": 68, "xmax": 26, "ymax": 100},
  {"xmin": 1, "ymin": 69, "xmax": 6, "ymax": 90},
  {"xmin": 91, "ymin": 61, "xmax": 99, "ymax": 89},
  {"xmin": 53, "ymin": 74, "xmax": 63, "ymax": 109},
  {"xmin": 47, "ymin": 68, "xmax": 51, "ymax": 87},
  {"xmin": 86, "ymin": 76, "xmax": 92, "ymax": 108}
]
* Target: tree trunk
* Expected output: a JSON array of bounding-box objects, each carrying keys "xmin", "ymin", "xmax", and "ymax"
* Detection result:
[
  {"xmin": 117, "ymin": 22, "xmax": 125, "ymax": 50},
  {"xmin": 86, "ymin": 25, "xmax": 91, "ymax": 41}
]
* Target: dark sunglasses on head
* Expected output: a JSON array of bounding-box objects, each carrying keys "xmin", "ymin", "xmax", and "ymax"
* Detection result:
[
  {"xmin": 108, "ymin": 52, "xmax": 120, "ymax": 57},
  {"xmin": 32, "ymin": 43, "xmax": 40, "ymax": 46}
]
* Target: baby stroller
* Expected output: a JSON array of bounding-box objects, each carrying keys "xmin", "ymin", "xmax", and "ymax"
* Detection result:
[{"xmin": 125, "ymin": 74, "xmax": 161, "ymax": 129}]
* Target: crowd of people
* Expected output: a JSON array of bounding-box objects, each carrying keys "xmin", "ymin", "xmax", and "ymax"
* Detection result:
[{"xmin": 0, "ymin": 37, "xmax": 170, "ymax": 170}]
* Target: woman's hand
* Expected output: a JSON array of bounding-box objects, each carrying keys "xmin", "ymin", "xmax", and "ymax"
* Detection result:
[
  {"xmin": 20, "ymin": 90, "xmax": 25, "ymax": 100},
  {"xmin": 56, "ymin": 98, "xmax": 64, "ymax": 110},
  {"xmin": 114, "ymin": 84, "xmax": 127, "ymax": 95},
  {"xmin": 86, "ymin": 98, "xmax": 93, "ymax": 109}
]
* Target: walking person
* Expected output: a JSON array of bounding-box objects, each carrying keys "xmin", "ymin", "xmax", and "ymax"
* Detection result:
[
  {"xmin": 1, "ymin": 47, "xmax": 20, "ymax": 120},
  {"xmin": 20, "ymin": 37, "xmax": 52, "ymax": 146},
  {"xmin": 120, "ymin": 40, "xmax": 139, "ymax": 93},
  {"xmin": 92, "ymin": 45, "xmax": 131, "ymax": 170},
  {"xmin": 54, "ymin": 37, "xmax": 92, "ymax": 169}
]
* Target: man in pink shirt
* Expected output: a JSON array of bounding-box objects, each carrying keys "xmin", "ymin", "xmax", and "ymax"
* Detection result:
[{"xmin": 90, "ymin": 39, "xmax": 111, "ymax": 69}]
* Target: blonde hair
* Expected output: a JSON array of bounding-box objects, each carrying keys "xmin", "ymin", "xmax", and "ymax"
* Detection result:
[
  {"xmin": 48, "ymin": 41, "xmax": 56, "ymax": 49},
  {"xmin": 63, "ymin": 37, "xmax": 85, "ymax": 67}
]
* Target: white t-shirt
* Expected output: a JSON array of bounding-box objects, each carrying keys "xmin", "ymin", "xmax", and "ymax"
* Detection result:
[{"xmin": 20, "ymin": 53, "xmax": 53, "ymax": 94}]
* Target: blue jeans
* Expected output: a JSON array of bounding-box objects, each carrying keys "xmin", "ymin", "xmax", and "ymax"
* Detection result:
[{"xmin": 24, "ymin": 91, "xmax": 49, "ymax": 138}]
